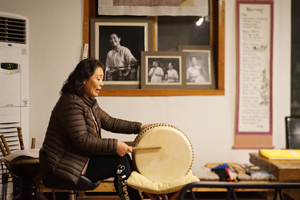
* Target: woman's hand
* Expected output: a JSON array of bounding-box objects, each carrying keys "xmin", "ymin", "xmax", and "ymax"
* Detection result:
[
  {"xmin": 116, "ymin": 141, "xmax": 132, "ymax": 157},
  {"xmin": 140, "ymin": 124, "xmax": 153, "ymax": 132}
]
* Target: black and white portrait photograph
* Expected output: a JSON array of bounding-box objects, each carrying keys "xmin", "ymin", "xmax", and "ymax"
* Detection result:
[
  {"xmin": 90, "ymin": 18, "xmax": 153, "ymax": 89},
  {"xmin": 186, "ymin": 52, "xmax": 210, "ymax": 84},
  {"xmin": 147, "ymin": 58, "xmax": 180, "ymax": 83},
  {"xmin": 141, "ymin": 51, "xmax": 186, "ymax": 89},
  {"xmin": 178, "ymin": 45, "xmax": 216, "ymax": 89}
]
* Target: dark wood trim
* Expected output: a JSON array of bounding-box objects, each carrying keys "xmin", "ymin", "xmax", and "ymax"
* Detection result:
[
  {"xmin": 218, "ymin": 0, "xmax": 225, "ymax": 91},
  {"xmin": 83, "ymin": 0, "xmax": 89, "ymax": 57},
  {"xmin": 94, "ymin": 89, "xmax": 224, "ymax": 96}
]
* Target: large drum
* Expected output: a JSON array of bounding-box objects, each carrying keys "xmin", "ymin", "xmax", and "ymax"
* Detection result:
[{"xmin": 132, "ymin": 123, "xmax": 193, "ymax": 183}]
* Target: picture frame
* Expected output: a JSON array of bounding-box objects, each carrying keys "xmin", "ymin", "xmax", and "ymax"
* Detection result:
[
  {"xmin": 178, "ymin": 45, "xmax": 216, "ymax": 89},
  {"xmin": 90, "ymin": 17, "xmax": 153, "ymax": 89},
  {"xmin": 141, "ymin": 51, "xmax": 186, "ymax": 89}
]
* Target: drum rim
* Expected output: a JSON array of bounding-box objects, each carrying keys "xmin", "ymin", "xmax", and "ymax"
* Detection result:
[{"xmin": 132, "ymin": 123, "xmax": 194, "ymax": 177}]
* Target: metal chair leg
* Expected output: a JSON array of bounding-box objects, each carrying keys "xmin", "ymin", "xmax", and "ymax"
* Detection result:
[
  {"xmin": 232, "ymin": 189, "xmax": 238, "ymax": 200},
  {"xmin": 278, "ymin": 189, "xmax": 284, "ymax": 200},
  {"xmin": 273, "ymin": 189, "xmax": 285, "ymax": 200},
  {"xmin": 273, "ymin": 190, "xmax": 277, "ymax": 200},
  {"xmin": 226, "ymin": 188, "xmax": 238, "ymax": 200},
  {"xmin": 226, "ymin": 188, "xmax": 231, "ymax": 200},
  {"xmin": 190, "ymin": 190, "xmax": 197, "ymax": 200}
]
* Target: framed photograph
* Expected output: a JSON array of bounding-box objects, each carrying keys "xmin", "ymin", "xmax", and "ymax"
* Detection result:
[
  {"xmin": 90, "ymin": 17, "xmax": 153, "ymax": 89},
  {"xmin": 178, "ymin": 45, "xmax": 216, "ymax": 89},
  {"xmin": 141, "ymin": 51, "xmax": 186, "ymax": 89}
]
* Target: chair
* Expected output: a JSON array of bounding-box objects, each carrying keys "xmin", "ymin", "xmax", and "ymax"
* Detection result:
[
  {"xmin": 175, "ymin": 182, "xmax": 300, "ymax": 200},
  {"xmin": 1, "ymin": 128, "xmax": 45, "ymax": 200},
  {"xmin": 0, "ymin": 134, "xmax": 20, "ymax": 200},
  {"xmin": 285, "ymin": 116, "xmax": 300, "ymax": 149},
  {"xmin": 0, "ymin": 128, "xmax": 27, "ymax": 200},
  {"xmin": 39, "ymin": 148, "xmax": 101, "ymax": 200}
]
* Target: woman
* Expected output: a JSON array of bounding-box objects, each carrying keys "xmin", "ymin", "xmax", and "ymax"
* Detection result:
[
  {"xmin": 186, "ymin": 56, "xmax": 209, "ymax": 83},
  {"xmin": 42, "ymin": 58, "xmax": 150, "ymax": 200},
  {"xmin": 165, "ymin": 62, "xmax": 179, "ymax": 82}
]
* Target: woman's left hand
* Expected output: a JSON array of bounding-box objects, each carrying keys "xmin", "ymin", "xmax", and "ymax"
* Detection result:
[{"xmin": 140, "ymin": 124, "xmax": 153, "ymax": 132}]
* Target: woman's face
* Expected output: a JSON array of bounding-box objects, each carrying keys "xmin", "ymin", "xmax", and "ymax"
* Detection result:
[
  {"xmin": 109, "ymin": 34, "xmax": 121, "ymax": 47},
  {"xmin": 168, "ymin": 63, "xmax": 173, "ymax": 69},
  {"xmin": 84, "ymin": 67, "xmax": 104, "ymax": 97},
  {"xmin": 190, "ymin": 57, "xmax": 198, "ymax": 66},
  {"xmin": 152, "ymin": 61, "xmax": 158, "ymax": 67}
]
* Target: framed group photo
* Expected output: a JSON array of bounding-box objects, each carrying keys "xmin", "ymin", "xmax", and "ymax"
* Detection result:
[
  {"xmin": 141, "ymin": 51, "xmax": 186, "ymax": 89},
  {"xmin": 178, "ymin": 45, "xmax": 216, "ymax": 89},
  {"xmin": 90, "ymin": 17, "xmax": 153, "ymax": 89}
]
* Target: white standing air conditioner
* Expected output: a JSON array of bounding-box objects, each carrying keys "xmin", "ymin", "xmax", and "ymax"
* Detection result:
[{"xmin": 0, "ymin": 12, "xmax": 29, "ymax": 200}]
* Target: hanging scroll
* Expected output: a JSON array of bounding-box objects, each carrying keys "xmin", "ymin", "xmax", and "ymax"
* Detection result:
[
  {"xmin": 97, "ymin": 0, "xmax": 208, "ymax": 16},
  {"xmin": 234, "ymin": 0, "xmax": 274, "ymax": 149}
]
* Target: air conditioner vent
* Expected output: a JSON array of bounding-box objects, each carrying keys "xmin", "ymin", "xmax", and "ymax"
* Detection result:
[{"xmin": 0, "ymin": 17, "xmax": 26, "ymax": 44}]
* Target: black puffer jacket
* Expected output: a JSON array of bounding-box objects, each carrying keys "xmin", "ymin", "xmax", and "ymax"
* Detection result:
[{"xmin": 42, "ymin": 93, "xmax": 141, "ymax": 184}]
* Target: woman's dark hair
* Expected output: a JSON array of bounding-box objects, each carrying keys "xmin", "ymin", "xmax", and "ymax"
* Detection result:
[
  {"xmin": 152, "ymin": 60, "xmax": 160, "ymax": 65},
  {"xmin": 168, "ymin": 62, "xmax": 175, "ymax": 67},
  {"xmin": 110, "ymin": 33, "xmax": 121, "ymax": 39},
  {"xmin": 60, "ymin": 58, "xmax": 104, "ymax": 96}
]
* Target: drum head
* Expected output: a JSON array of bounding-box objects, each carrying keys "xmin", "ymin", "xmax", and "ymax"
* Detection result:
[{"xmin": 132, "ymin": 123, "xmax": 193, "ymax": 183}]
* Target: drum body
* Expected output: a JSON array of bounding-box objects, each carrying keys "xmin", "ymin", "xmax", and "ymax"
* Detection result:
[{"xmin": 132, "ymin": 123, "xmax": 193, "ymax": 183}]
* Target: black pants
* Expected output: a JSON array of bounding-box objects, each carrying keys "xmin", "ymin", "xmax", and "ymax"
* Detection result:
[{"xmin": 84, "ymin": 153, "xmax": 141, "ymax": 200}]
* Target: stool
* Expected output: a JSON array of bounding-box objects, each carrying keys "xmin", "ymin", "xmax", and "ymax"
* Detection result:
[{"xmin": 39, "ymin": 148, "xmax": 100, "ymax": 200}]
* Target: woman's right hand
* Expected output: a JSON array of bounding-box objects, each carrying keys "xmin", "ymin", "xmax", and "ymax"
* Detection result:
[{"xmin": 116, "ymin": 141, "xmax": 132, "ymax": 157}]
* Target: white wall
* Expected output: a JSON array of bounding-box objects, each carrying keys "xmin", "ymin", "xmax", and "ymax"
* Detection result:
[{"xmin": 0, "ymin": 0, "xmax": 291, "ymax": 169}]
